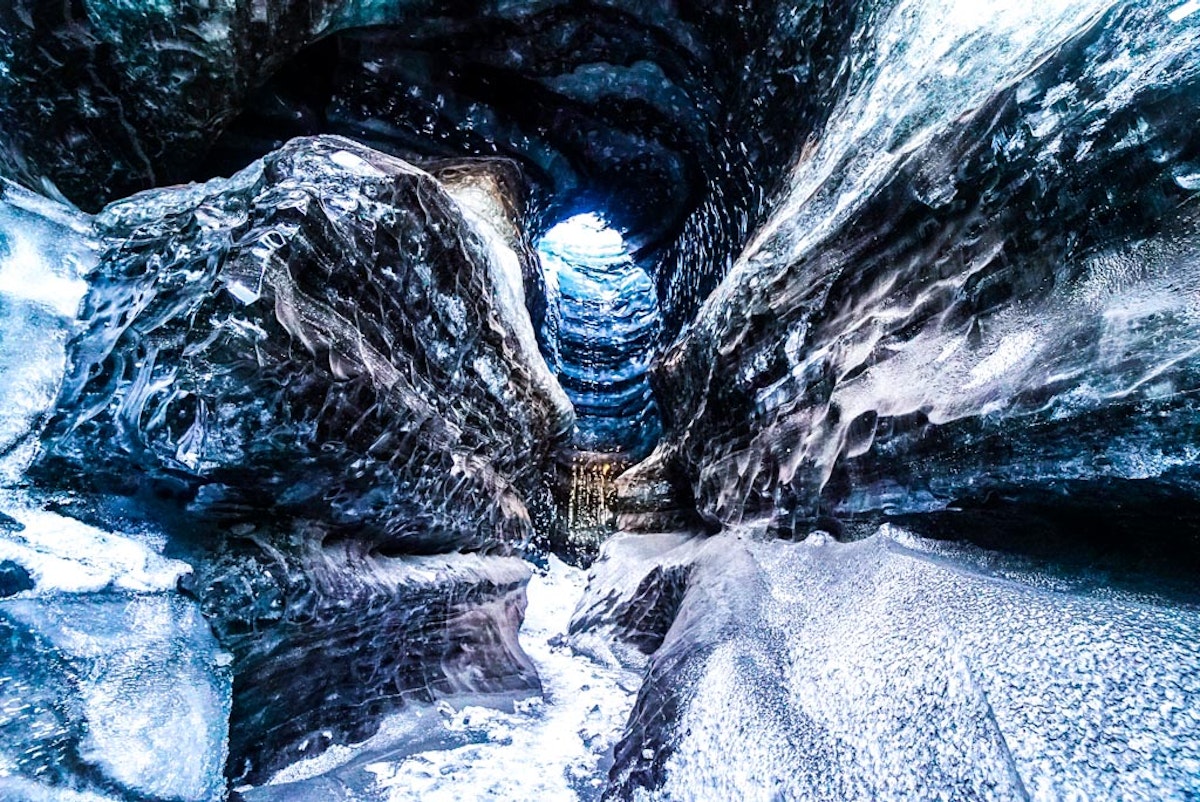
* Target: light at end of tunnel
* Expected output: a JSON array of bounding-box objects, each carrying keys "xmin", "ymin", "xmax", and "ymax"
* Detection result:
[{"xmin": 537, "ymin": 213, "xmax": 628, "ymax": 262}]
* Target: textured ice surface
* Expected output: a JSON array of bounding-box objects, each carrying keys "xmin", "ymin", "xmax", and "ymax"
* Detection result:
[
  {"xmin": 0, "ymin": 495, "xmax": 231, "ymax": 801},
  {"xmin": 39, "ymin": 136, "xmax": 570, "ymax": 555},
  {"xmin": 569, "ymin": 531, "xmax": 702, "ymax": 671},
  {"xmin": 204, "ymin": 544, "xmax": 542, "ymax": 784},
  {"xmin": 585, "ymin": 529, "xmax": 1200, "ymax": 801},
  {"xmin": 739, "ymin": 0, "xmax": 1116, "ymax": 270},
  {"xmin": 0, "ymin": 0, "xmax": 864, "ymax": 345},
  {"xmin": 0, "ymin": 177, "xmax": 230, "ymax": 801},
  {"xmin": 4, "ymin": 1, "xmax": 1200, "ymax": 800},
  {"xmin": 0, "ymin": 180, "xmax": 91, "ymax": 482},
  {"xmin": 538, "ymin": 214, "xmax": 662, "ymax": 458},
  {"xmin": 654, "ymin": 0, "xmax": 1200, "ymax": 532},
  {"xmin": 18, "ymin": 137, "xmax": 574, "ymax": 784},
  {"xmin": 243, "ymin": 556, "xmax": 638, "ymax": 801},
  {"xmin": 1, "ymin": 595, "xmax": 231, "ymax": 801},
  {"xmin": 0, "ymin": 488, "xmax": 229, "ymax": 802},
  {"xmin": 443, "ymin": 165, "xmax": 572, "ymax": 436}
]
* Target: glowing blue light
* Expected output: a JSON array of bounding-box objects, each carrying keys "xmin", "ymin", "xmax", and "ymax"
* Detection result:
[
  {"xmin": 534, "ymin": 214, "xmax": 662, "ymax": 456},
  {"xmin": 537, "ymin": 213, "xmax": 627, "ymax": 262}
]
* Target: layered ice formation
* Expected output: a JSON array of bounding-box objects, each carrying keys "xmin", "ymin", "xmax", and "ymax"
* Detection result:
[{"xmin": 538, "ymin": 214, "xmax": 662, "ymax": 459}]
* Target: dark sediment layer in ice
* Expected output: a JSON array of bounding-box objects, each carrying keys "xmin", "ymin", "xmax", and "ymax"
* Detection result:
[{"xmin": 201, "ymin": 541, "xmax": 538, "ymax": 783}]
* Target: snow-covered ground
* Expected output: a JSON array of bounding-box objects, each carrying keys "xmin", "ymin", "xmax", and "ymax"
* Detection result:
[
  {"xmin": 255, "ymin": 555, "xmax": 640, "ymax": 802},
  {"xmin": 367, "ymin": 556, "xmax": 638, "ymax": 801}
]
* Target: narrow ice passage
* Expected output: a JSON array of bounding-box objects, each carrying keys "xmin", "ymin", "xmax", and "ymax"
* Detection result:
[
  {"xmin": 537, "ymin": 213, "xmax": 662, "ymax": 458},
  {"xmin": 332, "ymin": 217, "xmax": 661, "ymax": 800},
  {"xmin": 253, "ymin": 557, "xmax": 639, "ymax": 801},
  {"xmin": 366, "ymin": 558, "xmax": 640, "ymax": 800}
]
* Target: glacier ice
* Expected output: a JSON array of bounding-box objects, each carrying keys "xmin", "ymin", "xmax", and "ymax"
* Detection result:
[
  {"xmin": 0, "ymin": 0, "xmax": 1199, "ymax": 799},
  {"xmin": 2, "ymin": 133, "xmax": 583, "ymax": 795},
  {"xmin": 2, "ymin": 594, "xmax": 231, "ymax": 801},
  {"xmin": 0, "ymin": 182, "xmax": 234, "ymax": 800},
  {"xmin": 25, "ymin": 136, "xmax": 579, "ymax": 784},
  {"xmin": 0, "ymin": 497, "xmax": 231, "ymax": 801},
  {"xmin": 39, "ymin": 136, "xmax": 571, "ymax": 554},
  {"xmin": 654, "ymin": 0, "xmax": 1200, "ymax": 536}
]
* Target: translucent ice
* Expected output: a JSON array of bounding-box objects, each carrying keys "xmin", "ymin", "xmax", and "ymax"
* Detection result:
[
  {"xmin": 0, "ymin": 181, "xmax": 92, "ymax": 481},
  {"xmin": 0, "ymin": 582, "xmax": 231, "ymax": 801}
]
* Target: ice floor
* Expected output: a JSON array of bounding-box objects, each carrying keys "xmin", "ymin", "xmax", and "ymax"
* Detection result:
[{"xmin": 253, "ymin": 555, "xmax": 640, "ymax": 801}]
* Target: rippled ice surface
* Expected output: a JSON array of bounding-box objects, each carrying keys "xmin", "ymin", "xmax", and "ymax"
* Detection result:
[{"xmin": 253, "ymin": 556, "xmax": 639, "ymax": 801}]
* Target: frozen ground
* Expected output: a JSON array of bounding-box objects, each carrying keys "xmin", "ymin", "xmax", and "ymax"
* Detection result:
[
  {"xmin": 0, "ymin": 493, "xmax": 232, "ymax": 802},
  {"xmin": 596, "ymin": 528, "xmax": 1200, "ymax": 801},
  {"xmin": 251, "ymin": 555, "xmax": 640, "ymax": 802}
]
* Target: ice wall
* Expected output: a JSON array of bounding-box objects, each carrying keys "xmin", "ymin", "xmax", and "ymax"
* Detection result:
[
  {"xmin": 653, "ymin": 0, "xmax": 1200, "ymax": 540},
  {"xmin": 21, "ymin": 136, "xmax": 575, "ymax": 783}
]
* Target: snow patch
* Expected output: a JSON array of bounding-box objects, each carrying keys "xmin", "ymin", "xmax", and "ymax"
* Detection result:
[
  {"xmin": 365, "ymin": 556, "xmax": 638, "ymax": 800},
  {"xmin": 0, "ymin": 499, "xmax": 191, "ymax": 594},
  {"xmin": 964, "ymin": 330, "xmax": 1038, "ymax": 389},
  {"xmin": 1169, "ymin": 0, "xmax": 1200, "ymax": 23}
]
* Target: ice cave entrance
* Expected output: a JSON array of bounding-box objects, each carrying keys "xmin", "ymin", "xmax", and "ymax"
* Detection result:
[{"xmin": 535, "ymin": 213, "xmax": 662, "ymax": 543}]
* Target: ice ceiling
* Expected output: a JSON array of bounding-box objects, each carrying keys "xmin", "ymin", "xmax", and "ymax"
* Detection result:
[{"xmin": 1, "ymin": 0, "xmax": 1199, "ymax": 800}]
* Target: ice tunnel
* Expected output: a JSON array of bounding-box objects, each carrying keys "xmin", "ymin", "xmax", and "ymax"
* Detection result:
[
  {"xmin": 1, "ymin": 0, "xmax": 1200, "ymax": 800},
  {"xmin": 536, "ymin": 213, "xmax": 662, "ymax": 460},
  {"xmin": 537, "ymin": 213, "xmax": 663, "ymax": 550}
]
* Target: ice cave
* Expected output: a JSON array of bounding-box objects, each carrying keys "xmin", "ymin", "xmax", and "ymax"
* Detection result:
[{"xmin": 0, "ymin": 0, "xmax": 1198, "ymax": 799}]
